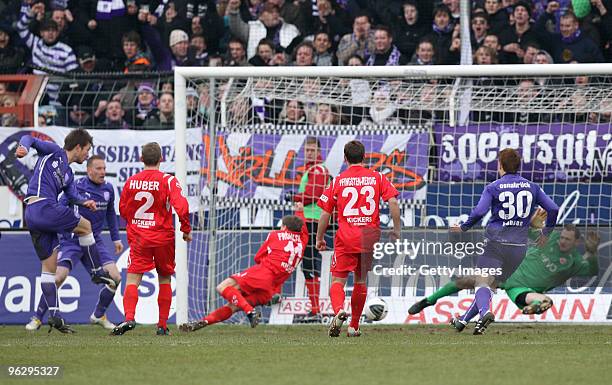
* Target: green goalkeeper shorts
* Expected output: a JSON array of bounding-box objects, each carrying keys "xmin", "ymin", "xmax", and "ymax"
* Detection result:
[{"xmin": 504, "ymin": 286, "xmax": 536, "ymax": 309}]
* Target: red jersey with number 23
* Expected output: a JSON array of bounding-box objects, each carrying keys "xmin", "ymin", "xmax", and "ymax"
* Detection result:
[
  {"xmin": 120, "ymin": 169, "xmax": 191, "ymax": 247},
  {"xmin": 318, "ymin": 165, "xmax": 398, "ymax": 253}
]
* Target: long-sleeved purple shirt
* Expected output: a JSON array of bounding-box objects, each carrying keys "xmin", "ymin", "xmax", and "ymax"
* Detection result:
[
  {"xmin": 20, "ymin": 136, "xmax": 87, "ymax": 205},
  {"xmin": 59, "ymin": 177, "xmax": 120, "ymax": 241},
  {"xmin": 460, "ymin": 173, "xmax": 559, "ymax": 245}
]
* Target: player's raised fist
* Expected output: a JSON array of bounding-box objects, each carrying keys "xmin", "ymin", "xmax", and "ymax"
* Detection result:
[
  {"xmin": 83, "ymin": 199, "xmax": 97, "ymax": 211},
  {"xmin": 15, "ymin": 145, "xmax": 28, "ymax": 158},
  {"xmin": 183, "ymin": 232, "xmax": 193, "ymax": 242}
]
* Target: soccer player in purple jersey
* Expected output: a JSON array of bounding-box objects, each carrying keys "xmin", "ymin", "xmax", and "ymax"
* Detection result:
[
  {"xmin": 25, "ymin": 155, "xmax": 123, "ymax": 331},
  {"xmin": 450, "ymin": 148, "xmax": 559, "ymax": 334},
  {"xmin": 15, "ymin": 129, "xmax": 115, "ymax": 333}
]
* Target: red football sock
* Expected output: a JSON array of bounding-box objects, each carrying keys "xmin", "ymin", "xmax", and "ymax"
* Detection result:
[
  {"xmin": 330, "ymin": 281, "xmax": 346, "ymax": 315},
  {"xmin": 204, "ymin": 306, "xmax": 234, "ymax": 325},
  {"xmin": 123, "ymin": 284, "xmax": 139, "ymax": 322},
  {"xmin": 349, "ymin": 283, "xmax": 368, "ymax": 329},
  {"xmin": 221, "ymin": 286, "xmax": 253, "ymax": 313},
  {"xmin": 157, "ymin": 283, "xmax": 172, "ymax": 328},
  {"xmin": 305, "ymin": 277, "xmax": 321, "ymax": 314}
]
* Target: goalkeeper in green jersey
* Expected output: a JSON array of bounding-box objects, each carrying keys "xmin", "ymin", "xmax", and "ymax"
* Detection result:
[{"xmin": 409, "ymin": 209, "xmax": 600, "ymax": 317}]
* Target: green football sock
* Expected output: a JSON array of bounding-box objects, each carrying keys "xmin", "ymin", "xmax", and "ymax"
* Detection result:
[{"xmin": 426, "ymin": 281, "xmax": 460, "ymax": 304}]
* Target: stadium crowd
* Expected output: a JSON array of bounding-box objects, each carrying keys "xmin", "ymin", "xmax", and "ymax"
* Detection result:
[{"xmin": 0, "ymin": 0, "xmax": 610, "ymax": 129}]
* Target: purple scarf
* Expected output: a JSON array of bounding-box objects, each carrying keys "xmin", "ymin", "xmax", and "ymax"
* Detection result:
[{"xmin": 561, "ymin": 29, "xmax": 581, "ymax": 44}]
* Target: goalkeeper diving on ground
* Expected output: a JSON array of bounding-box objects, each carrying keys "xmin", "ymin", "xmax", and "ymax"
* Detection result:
[{"xmin": 410, "ymin": 208, "xmax": 600, "ymax": 319}]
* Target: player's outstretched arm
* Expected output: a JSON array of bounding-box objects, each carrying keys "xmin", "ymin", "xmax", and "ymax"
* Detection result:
[
  {"xmin": 459, "ymin": 186, "xmax": 493, "ymax": 232},
  {"xmin": 388, "ymin": 197, "xmax": 401, "ymax": 241},
  {"xmin": 581, "ymin": 231, "xmax": 600, "ymax": 276},
  {"xmin": 64, "ymin": 175, "xmax": 96, "ymax": 211},
  {"xmin": 16, "ymin": 136, "xmax": 61, "ymax": 158},
  {"xmin": 534, "ymin": 187, "xmax": 559, "ymax": 247}
]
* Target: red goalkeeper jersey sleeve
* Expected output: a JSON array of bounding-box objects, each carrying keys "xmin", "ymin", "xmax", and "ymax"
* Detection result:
[
  {"xmin": 317, "ymin": 165, "xmax": 399, "ymax": 253},
  {"xmin": 119, "ymin": 169, "xmax": 191, "ymax": 246}
]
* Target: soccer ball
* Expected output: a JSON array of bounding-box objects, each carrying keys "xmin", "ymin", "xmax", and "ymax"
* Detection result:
[{"xmin": 364, "ymin": 297, "xmax": 388, "ymax": 321}]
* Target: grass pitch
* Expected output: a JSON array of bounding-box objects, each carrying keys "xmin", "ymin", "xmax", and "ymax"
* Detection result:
[{"xmin": 0, "ymin": 324, "xmax": 610, "ymax": 385}]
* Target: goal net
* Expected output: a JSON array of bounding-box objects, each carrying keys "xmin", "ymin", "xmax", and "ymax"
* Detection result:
[{"xmin": 174, "ymin": 65, "xmax": 612, "ymax": 325}]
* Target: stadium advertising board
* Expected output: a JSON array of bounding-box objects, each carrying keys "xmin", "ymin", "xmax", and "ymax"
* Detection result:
[
  {"xmin": 0, "ymin": 127, "xmax": 202, "ymax": 213},
  {"xmin": 202, "ymin": 126, "xmax": 430, "ymax": 202},
  {"xmin": 435, "ymin": 124, "xmax": 612, "ymax": 182},
  {"xmin": 0, "ymin": 232, "xmax": 176, "ymax": 325}
]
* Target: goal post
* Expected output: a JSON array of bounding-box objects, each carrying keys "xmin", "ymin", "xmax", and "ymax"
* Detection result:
[{"xmin": 174, "ymin": 63, "xmax": 612, "ymax": 325}]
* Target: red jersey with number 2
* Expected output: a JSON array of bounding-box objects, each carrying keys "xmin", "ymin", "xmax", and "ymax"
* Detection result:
[
  {"xmin": 120, "ymin": 169, "xmax": 191, "ymax": 247},
  {"xmin": 318, "ymin": 165, "xmax": 398, "ymax": 253}
]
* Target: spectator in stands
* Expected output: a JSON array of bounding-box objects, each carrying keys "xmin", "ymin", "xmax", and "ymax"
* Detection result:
[
  {"xmin": 227, "ymin": 1, "xmax": 300, "ymax": 60},
  {"xmin": 178, "ymin": 0, "xmax": 224, "ymax": 54},
  {"xmin": 312, "ymin": 31, "xmax": 336, "ymax": 66},
  {"xmin": 74, "ymin": 45, "xmax": 111, "ymax": 72},
  {"xmin": 98, "ymin": 99, "xmax": 129, "ymax": 129},
  {"xmin": 189, "ymin": 33, "xmax": 209, "ymax": 66},
  {"xmin": 535, "ymin": 6, "xmax": 604, "ymax": 63},
  {"xmin": 308, "ymin": 0, "xmax": 351, "ymax": 44},
  {"xmin": 521, "ymin": 40, "xmax": 540, "ymax": 64},
  {"xmin": 17, "ymin": 2, "xmax": 78, "ymax": 74},
  {"xmin": 144, "ymin": 92, "xmax": 174, "ymax": 129},
  {"xmin": 499, "ymin": 1, "xmax": 538, "ymax": 64},
  {"xmin": 426, "ymin": 5, "xmax": 455, "ymax": 65},
  {"xmin": 50, "ymin": 7, "xmax": 73, "ymax": 46},
  {"xmin": 590, "ymin": 0, "xmax": 611, "ymax": 62},
  {"xmin": 121, "ymin": 31, "xmax": 151, "ymax": 72},
  {"xmin": 505, "ymin": 79, "xmax": 555, "ymax": 124},
  {"xmin": 292, "ymin": 41, "xmax": 315, "ymax": 66},
  {"xmin": 63, "ymin": 96, "xmax": 94, "ymax": 128},
  {"xmin": 474, "ymin": 45, "xmax": 499, "ymax": 64},
  {"xmin": 347, "ymin": 54, "xmax": 364, "ymax": 66},
  {"xmin": 360, "ymin": 87, "xmax": 402, "ymax": 126},
  {"xmin": 471, "ymin": 12, "xmax": 489, "ymax": 48},
  {"xmin": 280, "ymin": 99, "xmax": 306, "ymax": 124},
  {"xmin": 534, "ymin": 49, "xmax": 554, "ymax": 64},
  {"xmin": 267, "ymin": 0, "xmax": 312, "ymax": 34},
  {"xmin": 186, "ymin": 87, "xmax": 199, "ymax": 125},
  {"xmin": 366, "ymin": 25, "xmax": 408, "ymax": 65},
  {"xmin": 248, "ymin": 38, "xmax": 275, "ymax": 65},
  {"xmin": 337, "ymin": 12, "xmax": 376, "ymax": 65},
  {"xmin": 0, "ymin": 94, "xmax": 18, "ymax": 127},
  {"xmin": 313, "ymin": 103, "xmax": 340, "ymax": 124},
  {"xmin": 0, "ymin": 23, "xmax": 25, "ymax": 74},
  {"xmin": 88, "ymin": 0, "xmax": 131, "ymax": 64},
  {"xmin": 133, "ymin": 82, "xmax": 158, "ymax": 127},
  {"xmin": 169, "ymin": 29, "xmax": 192, "ymax": 66},
  {"xmin": 483, "ymin": 32, "xmax": 505, "ymax": 62},
  {"xmin": 392, "ymin": 0, "xmax": 429, "ymax": 60},
  {"xmin": 225, "ymin": 37, "xmax": 248, "ymax": 66},
  {"xmin": 409, "ymin": 38, "xmax": 436, "ymax": 65},
  {"xmin": 484, "ymin": 0, "xmax": 509, "ymax": 34}
]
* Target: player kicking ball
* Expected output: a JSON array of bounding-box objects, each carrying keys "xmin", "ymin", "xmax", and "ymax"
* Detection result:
[
  {"xmin": 26, "ymin": 156, "xmax": 123, "ymax": 331},
  {"xmin": 179, "ymin": 214, "xmax": 308, "ymax": 332},
  {"xmin": 409, "ymin": 209, "xmax": 600, "ymax": 319},
  {"xmin": 111, "ymin": 142, "xmax": 192, "ymax": 336},
  {"xmin": 316, "ymin": 140, "xmax": 401, "ymax": 337},
  {"xmin": 16, "ymin": 129, "xmax": 114, "ymax": 333},
  {"xmin": 449, "ymin": 149, "xmax": 559, "ymax": 335}
]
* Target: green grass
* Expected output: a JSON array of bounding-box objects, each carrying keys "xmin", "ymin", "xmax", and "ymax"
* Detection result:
[{"xmin": 0, "ymin": 324, "xmax": 610, "ymax": 385}]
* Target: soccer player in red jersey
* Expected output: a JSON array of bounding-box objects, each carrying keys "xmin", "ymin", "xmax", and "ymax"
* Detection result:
[
  {"xmin": 111, "ymin": 142, "xmax": 192, "ymax": 336},
  {"xmin": 179, "ymin": 214, "xmax": 308, "ymax": 331},
  {"xmin": 316, "ymin": 140, "xmax": 401, "ymax": 337}
]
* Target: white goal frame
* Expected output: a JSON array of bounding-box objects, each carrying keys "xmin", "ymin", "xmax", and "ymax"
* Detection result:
[{"xmin": 173, "ymin": 63, "xmax": 612, "ymax": 324}]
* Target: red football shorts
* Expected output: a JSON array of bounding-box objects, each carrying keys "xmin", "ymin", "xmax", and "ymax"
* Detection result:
[
  {"xmin": 128, "ymin": 242, "xmax": 175, "ymax": 276},
  {"xmin": 330, "ymin": 250, "xmax": 373, "ymax": 279},
  {"xmin": 231, "ymin": 264, "xmax": 277, "ymax": 306}
]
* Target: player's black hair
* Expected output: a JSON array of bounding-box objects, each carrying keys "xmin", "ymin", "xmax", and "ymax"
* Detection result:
[
  {"xmin": 498, "ymin": 148, "xmax": 520, "ymax": 173},
  {"xmin": 282, "ymin": 215, "xmax": 304, "ymax": 232},
  {"xmin": 87, "ymin": 154, "xmax": 105, "ymax": 167},
  {"xmin": 142, "ymin": 142, "xmax": 162, "ymax": 166},
  {"xmin": 563, "ymin": 224, "xmax": 581, "ymax": 240},
  {"xmin": 64, "ymin": 128, "xmax": 93, "ymax": 151},
  {"xmin": 344, "ymin": 140, "xmax": 365, "ymax": 164}
]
